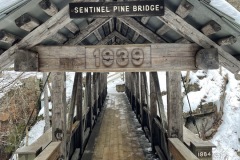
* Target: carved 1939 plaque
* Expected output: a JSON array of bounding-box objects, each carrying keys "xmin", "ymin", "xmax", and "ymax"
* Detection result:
[{"xmin": 86, "ymin": 46, "xmax": 151, "ymax": 69}]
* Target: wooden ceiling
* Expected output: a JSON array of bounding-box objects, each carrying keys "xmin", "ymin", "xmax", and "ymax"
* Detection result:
[{"xmin": 0, "ymin": 0, "xmax": 240, "ymax": 73}]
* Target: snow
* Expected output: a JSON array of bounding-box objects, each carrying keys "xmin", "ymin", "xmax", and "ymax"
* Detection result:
[
  {"xmin": 181, "ymin": 68, "xmax": 240, "ymax": 160},
  {"xmin": 107, "ymin": 72, "xmax": 124, "ymax": 93},
  {"xmin": 210, "ymin": 0, "xmax": 240, "ymax": 24},
  {"xmin": 211, "ymin": 69, "xmax": 240, "ymax": 160},
  {"xmin": 0, "ymin": 71, "xmax": 41, "ymax": 99}
]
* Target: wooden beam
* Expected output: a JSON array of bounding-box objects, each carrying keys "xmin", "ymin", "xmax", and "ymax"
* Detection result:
[
  {"xmin": 29, "ymin": 43, "xmax": 200, "ymax": 72},
  {"xmin": 175, "ymin": 0, "xmax": 194, "ymax": 18},
  {"xmin": 141, "ymin": 17, "xmax": 150, "ymax": 24},
  {"xmin": 15, "ymin": 13, "xmax": 40, "ymax": 32},
  {"xmin": 201, "ymin": 20, "xmax": 221, "ymax": 36},
  {"xmin": 167, "ymin": 71, "xmax": 183, "ymax": 140},
  {"xmin": 196, "ymin": 48, "xmax": 219, "ymax": 70},
  {"xmin": 156, "ymin": 25, "xmax": 170, "ymax": 36},
  {"xmin": 14, "ymin": 50, "xmax": 38, "ymax": 71},
  {"xmin": 39, "ymin": 0, "xmax": 58, "ymax": 16},
  {"xmin": 34, "ymin": 142, "xmax": 61, "ymax": 160},
  {"xmin": 156, "ymin": 8, "xmax": 240, "ymax": 73},
  {"xmin": 150, "ymin": 72, "xmax": 167, "ymax": 129},
  {"xmin": 114, "ymin": 31, "xmax": 133, "ymax": 44},
  {"xmin": 132, "ymin": 32, "xmax": 139, "ymax": 42},
  {"xmin": 52, "ymin": 72, "xmax": 67, "ymax": 159},
  {"xmin": 97, "ymin": 31, "xmax": 116, "ymax": 45},
  {"xmin": 66, "ymin": 18, "xmax": 111, "ymax": 45},
  {"xmin": 217, "ymin": 36, "xmax": 237, "ymax": 46},
  {"xmin": 94, "ymin": 30, "xmax": 102, "ymax": 41},
  {"xmin": 168, "ymin": 138, "xmax": 199, "ymax": 160},
  {"xmin": 65, "ymin": 22, "xmax": 79, "ymax": 34},
  {"xmin": 85, "ymin": 73, "xmax": 93, "ymax": 130},
  {"xmin": 149, "ymin": 72, "xmax": 158, "ymax": 148},
  {"xmin": 0, "ymin": 0, "xmax": 94, "ymax": 70},
  {"xmin": 75, "ymin": 73, "xmax": 83, "ymax": 155},
  {"xmin": 50, "ymin": 33, "xmax": 68, "ymax": 44},
  {"xmin": 0, "ymin": 30, "xmax": 17, "ymax": 45},
  {"xmin": 118, "ymin": 17, "xmax": 165, "ymax": 43},
  {"xmin": 66, "ymin": 73, "xmax": 79, "ymax": 159}
]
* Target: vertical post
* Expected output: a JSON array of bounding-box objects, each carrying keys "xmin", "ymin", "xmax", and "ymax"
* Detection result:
[
  {"xmin": 149, "ymin": 72, "xmax": 158, "ymax": 150},
  {"xmin": 166, "ymin": 71, "xmax": 183, "ymax": 141},
  {"xmin": 140, "ymin": 73, "xmax": 146, "ymax": 126},
  {"xmin": 76, "ymin": 73, "xmax": 83, "ymax": 154},
  {"xmin": 86, "ymin": 72, "xmax": 92, "ymax": 130},
  {"xmin": 52, "ymin": 72, "xmax": 67, "ymax": 159},
  {"xmin": 98, "ymin": 73, "xmax": 102, "ymax": 111},
  {"xmin": 43, "ymin": 72, "xmax": 50, "ymax": 132},
  {"xmin": 135, "ymin": 72, "xmax": 140, "ymax": 118}
]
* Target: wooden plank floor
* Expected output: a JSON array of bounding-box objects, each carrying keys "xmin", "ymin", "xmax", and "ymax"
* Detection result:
[{"xmin": 82, "ymin": 93, "xmax": 148, "ymax": 160}]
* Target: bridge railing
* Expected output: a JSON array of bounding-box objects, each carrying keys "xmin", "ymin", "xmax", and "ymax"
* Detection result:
[
  {"xmin": 16, "ymin": 72, "xmax": 108, "ymax": 160},
  {"xmin": 125, "ymin": 72, "xmax": 209, "ymax": 160}
]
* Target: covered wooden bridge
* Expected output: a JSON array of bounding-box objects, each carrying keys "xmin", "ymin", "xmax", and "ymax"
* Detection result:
[{"xmin": 1, "ymin": 0, "xmax": 240, "ymax": 159}]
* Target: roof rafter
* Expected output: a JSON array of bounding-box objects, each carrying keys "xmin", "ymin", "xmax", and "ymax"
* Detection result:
[
  {"xmin": 66, "ymin": 18, "xmax": 111, "ymax": 45},
  {"xmin": 118, "ymin": 17, "xmax": 165, "ymax": 43},
  {"xmin": 0, "ymin": 0, "xmax": 97, "ymax": 71},
  {"xmin": 156, "ymin": 7, "xmax": 240, "ymax": 73}
]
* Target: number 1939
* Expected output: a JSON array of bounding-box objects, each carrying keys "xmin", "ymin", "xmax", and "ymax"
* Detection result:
[{"xmin": 93, "ymin": 48, "xmax": 145, "ymax": 67}]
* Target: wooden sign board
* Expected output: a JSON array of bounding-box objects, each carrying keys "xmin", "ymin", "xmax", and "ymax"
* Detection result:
[
  {"xmin": 15, "ymin": 44, "xmax": 202, "ymax": 72},
  {"xmin": 69, "ymin": 1, "xmax": 164, "ymax": 18}
]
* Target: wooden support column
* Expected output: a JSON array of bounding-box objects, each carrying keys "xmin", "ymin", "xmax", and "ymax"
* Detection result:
[
  {"xmin": 66, "ymin": 73, "xmax": 79, "ymax": 158},
  {"xmin": 140, "ymin": 72, "xmax": 149, "ymax": 129},
  {"xmin": 135, "ymin": 73, "xmax": 140, "ymax": 118},
  {"xmin": 52, "ymin": 72, "xmax": 67, "ymax": 159},
  {"xmin": 149, "ymin": 72, "xmax": 158, "ymax": 150},
  {"xmin": 86, "ymin": 72, "xmax": 93, "ymax": 131},
  {"xmin": 166, "ymin": 71, "xmax": 183, "ymax": 141},
  {"xmin": 43, "ymin": 73, "xmax": 50, "ymax": 132},
  {"xmin": 76, "ymin": 73, "xmax": 83, "ymax": 154}
]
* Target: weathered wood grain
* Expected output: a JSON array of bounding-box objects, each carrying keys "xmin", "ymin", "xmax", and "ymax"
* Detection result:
[
  {"xmin": 196, "ymin": 48, "xmax": 219, "ymax": 70},
  {"xmin": 52, "ymin": 72, "xmax": 67, "ymax": 159},
  {"xmin": 0, "ymin": 0, "xmax": 94, "ymax": 71},
  {"xmin": 156, "ymin": 7, "xmax": 240, "ymax": 73},
  {"xmin": 50, "ymin": 33, "xmax": 67, "ymax": 44},
  {"xmin": 34, "ymin": 142, "xmax": 61, "ymax": 160},
  {"xmin": 167, "ymin": 71, "xmax": 183, "ymax": 141},
  {"xmin": 0, "ymin": 30, "xmax": 17, "ymax": 45},
  {"xmin": 15, "ymin": 13, "xmax": 40, "ymax": 32},
  {"xmin": 217, "ymin": 36, "xmax": 237, "ymax": 46},
  {"xmin": 39, "ymin": 0, "xmax": 58, "ymax": 16},
  {"xmin": 175, "ymin": 0, "xmax": 194, "ymax": 18},
  {"xmin": 118, "ymin": 17, "xmax": 165, "ymax": 43},
  {"xmin": 24, "ymin": 43, "xmax": 201, "ymax": 72},
  {"xmin": 65, "ymin": 22, "xmax": 79, "ymax": 34},
  {"xmin": 66, "ymin": 18, "xmax": 111, "ymax": 45},
  {"xmin": 14, "ymin": 50, "xmax": 38, "ymax": 71},
  {"xmin": 201, "ymin": 20, "xmax": 221, "ymax": 36},
  {"xmin": 168, "ymin": 138, "xmax": 199, "ymax": 160},
  {"xmin": 156, "ymin": 25, "xmax": 170, "ymax": 36}
]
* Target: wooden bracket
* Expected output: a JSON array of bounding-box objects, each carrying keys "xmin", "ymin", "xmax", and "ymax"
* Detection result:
[
  {"xmin": 14, "ymin": 50, "xmax": 38, "ymax": 71},
  {"xmin": 196, "ymin": 48, "xmax": 219, "ymax": 70}
]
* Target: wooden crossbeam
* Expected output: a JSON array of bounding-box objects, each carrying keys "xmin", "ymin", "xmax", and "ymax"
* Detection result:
[
  {"xmin": 66, "ymin": 18, "xmax": 111, "ymax": 45},
  {"xmin": 156, "ymin": 7, "xmax": 240, "ymax": 73},
  {"xmin": 0, "ymin": 0, "xmax": 96, "ymax": 71},
  {"xmin": 118, "ymin": 17, "xmax": 165, "ymax": 43},
  {"xmin": 14, "ymin": 43, "xmax": 202, "ymax": 72}
]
